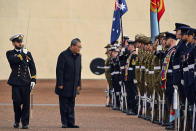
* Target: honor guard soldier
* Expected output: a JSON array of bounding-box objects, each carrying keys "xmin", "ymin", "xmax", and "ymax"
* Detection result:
[
  {"xmin": 172, "ymin": 23, "xmax": 190, "ymax": 106},
  {"xmin": 124, "ymin": 40, "xmax": 137, "ymax": 115},
  {"xmin": 182, "ymin": 28, "xmax": 195, "ymax": 131},
  {"xmin": 160, "ymin": 32, "xmax": 177, "ymax": 130},
  {"xmin": 109, "ymin": 47, "xmax": 121, "ymax": 110},
  {"xmin": 6, "ymin": 34, "xmax": 36, "ymax": 129},
  {"xmin": 152, "ymin": 37, "xmax": 162, "ymax": 124},
  {"xmin": 118, "ymin": 36, "xmax": 130, "ymax": 112},
  {"xmin": 104, "ymin": 44, "xmax": 112, "ymax": 107}
]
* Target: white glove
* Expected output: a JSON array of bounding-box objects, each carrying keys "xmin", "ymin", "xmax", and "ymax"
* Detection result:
[
  {"xmin": 173, "ymin": 85, "xmax": 178, "ymax": 90},
  {"xmin": 119, "ymin": 81, "xmax": 122, "ymax": 86},
  {"xmin": 133, "ymin": 79, "xmax": 137, "ymax": 84},
  {"xmin": 157, "ymin": 45, "xmax": 162, "ymax": 51},
  {"xmin": 30, "ymin": 82, "xmax": 36, "ymax": 90},
  {"xmin": 181, "ymin": 80, "xmax": 184, "ymax": 86},
  {"xmin": 23, "ymin": 48, "xmax": 28, "ymax": 54}
]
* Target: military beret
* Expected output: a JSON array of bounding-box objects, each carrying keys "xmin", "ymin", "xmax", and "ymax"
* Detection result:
[
  {"xmin": 174, "ymin": 23, "xmax": 190, "ymax": 31},
  {"xmin": 165, "ymin": 32, "xmax": 177, "ymax": 40},
  {"xmin": 10, "ymin": 34, "xmax": 24, "ymax": 42}
]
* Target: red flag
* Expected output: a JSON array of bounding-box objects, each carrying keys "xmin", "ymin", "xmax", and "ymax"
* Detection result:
[{"xmin": 157, "ymin": 0, "xmax": 165, "ymax": 21}]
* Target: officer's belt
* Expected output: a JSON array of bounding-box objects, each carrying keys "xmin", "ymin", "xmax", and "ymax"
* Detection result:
[
  {"xmin": 167, "ymin": 69, "xmax": 173, "ymax": 73},
  {"xmin": 141, "ymin": 66, "xmax": 145, "ymax": 70},
  {"xmin": 128, "ymin": 67, "xmax": 133, "ymax": 71},
  {"xmin": 148, "ymin": 71, "xmax": 154, "ymax": 74},
  {"xmin": 173, "ymin": 65, "xmax": 180, "ymax": 70},
  {"xmin": 188, "ymin": 64, "xmax": 194, "ymax": 69},
  {"xmin": 135, "ymin": 66, "xmax": 140, "ymax": 69},
  {"xmin": 183, "ymin": 67, "xmax": 189, "ymax": 72},
  {"xmin": 111, "ymin": 71, "xmax": 120, "ymax": 75},
  {"xmin": 120, "ymin": 66, "xmax": 125, "ymax": 70},
  {"xmin": 154, "ymin": 66, "xmax": 161, "ymax": 70}
]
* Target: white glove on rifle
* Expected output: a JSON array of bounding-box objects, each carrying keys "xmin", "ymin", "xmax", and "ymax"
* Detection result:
[
  {"xmin": 133, "ymin": 79, "xmax": 137, "ymax": 84},
  {"xmin": 30, "ymin": 82, "xmax": 36, "ymax": 90},
  {"xmin": 157, "ymin": 45, "xmax": 162, "ymax": 51},
  {"xmin": 181, "ymin": 80, "xmax": 184, "ymax": 86},
  {"xmin": 173, "ymin": 85, "xmax": 178, "ymax": 90}
]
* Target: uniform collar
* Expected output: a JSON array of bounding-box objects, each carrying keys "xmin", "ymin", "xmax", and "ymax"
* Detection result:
[{"xmin": 15, "ymin": 48, "xmax": 22, "ymax": 53}]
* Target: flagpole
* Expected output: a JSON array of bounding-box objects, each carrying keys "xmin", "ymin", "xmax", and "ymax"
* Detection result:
[
  {"xmin": 156, "ymin": 2, "xmax": 161, "ymax": 45},
  {"xmin": 120, "ymin": 17, "xmax": 124, "ymax": 46}
]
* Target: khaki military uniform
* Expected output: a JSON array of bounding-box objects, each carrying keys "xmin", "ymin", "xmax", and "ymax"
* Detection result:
[{"xmin": 135, "ymin": 48, "xmax": 141, "ymax": 93}]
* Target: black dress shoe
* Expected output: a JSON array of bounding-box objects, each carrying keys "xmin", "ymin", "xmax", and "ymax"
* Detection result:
[
  {"xmin": 126, "ymin": 110, "xmax": 137, "ymax": 115},
  {"xmin": 112, "ymin": 107, "xmax": 120, "ymax": 110},
  {"xmin": 14, "ymin": 123, "xmax": 19, "ymax": 128},
  {"xmin": 165, "ymin": 124, "xmax": 175, "ymax": 130},
  {"xmin": 152, "ymin": 120, "xmax": 162, "ymax": 125},
  {"xmin": 162, "ymin": 122, "xmax": 171, "ymax": 126},
  {"xmin": 62, "ymin": 124, "xmax": 68, "ymax": 128},
  {"xmin": 22, "ymin": 125, "xmax": 29, "ymax": 129},
  {"xmin": 68, "ymin": 125, "xmax": 79, "ymax": 128}
]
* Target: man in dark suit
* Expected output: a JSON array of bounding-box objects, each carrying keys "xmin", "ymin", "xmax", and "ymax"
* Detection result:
[
  {"xmin": 6, "ymin": 34, "xmax": 36, "ymax": 129},
  {"xmin": 55, "ymin": 38, "xmax": 82, "ymax": 128}
]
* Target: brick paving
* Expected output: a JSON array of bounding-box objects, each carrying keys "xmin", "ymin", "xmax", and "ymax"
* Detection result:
[{"xmin": 0, "ymin": 80, "xmax": 166, "ymax": 131}]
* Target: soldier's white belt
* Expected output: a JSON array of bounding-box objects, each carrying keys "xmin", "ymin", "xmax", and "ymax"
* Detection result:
[
  {"xmin": 97, "ymin": 66, "xmax": 110, "ymax": 69},
  {"xmin": 148, "ymin": 71, "xmax": 154, "ymax": 74},
  {"xmin": 154, "ymin": 66, "xmax": 161, "ymax": 70},
  {"xmin": 135, "ymin": 66, "xmax": 140, "ymax": 69},
  {"xmin": 183, "ymin": 67, "xmax": 189, "ymax": 72},
  {"xmin": 145, "ymin": 69, "xmax": 149, "ymax": 72},
  {"xmin": 111, "ymin": 71, "xmax": 120, "ymax": 75},
  {"xmin": 173, "ymin": 65, "xmax": 180, "ymax": 70},
  {"xmin": 141, "ymin": 66, "xmax": 145, "ymax": 70},
  {"xmin": 168, "ymin": 69, "xmax": 173, "ymax": 73},
  {"xmin": 194, "ymin": 72, "xmax": 196, "ymax": 76},
  {"xmin": 120, "ymin": 66, "xmax": 125, "ymax": 69},
  {"xmin": 128, "ymin": 67, "xmax": 133, "ymax": 71},
  {"xmin": 188, "ymin": 64, "xmax": 194, "ymax": 69}
]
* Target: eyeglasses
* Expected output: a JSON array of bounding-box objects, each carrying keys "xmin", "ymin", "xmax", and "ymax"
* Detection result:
[{"xmin": 76, "ymin": 45, "xmax": 82, "ymax": 49}]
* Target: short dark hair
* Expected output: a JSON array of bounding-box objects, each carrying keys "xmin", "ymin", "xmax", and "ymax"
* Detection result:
[{"xmin": 71, "ymin": 38, "xmax": 81, "ymax": 46}]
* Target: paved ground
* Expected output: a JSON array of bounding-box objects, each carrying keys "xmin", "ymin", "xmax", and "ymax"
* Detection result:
[{"xmin": 0, "ymin": 80, "xmax": 166, "ymax": 131}]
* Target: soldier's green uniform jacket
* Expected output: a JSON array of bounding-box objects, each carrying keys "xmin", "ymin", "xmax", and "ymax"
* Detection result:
[
  {"xmin": 140, "ymin": 49, "xmax": 147, "ymax": 95},
  {"xmin": 147, "ymin": 51, "xmax": 154, "ymax": 96},
  {"xmin": 135, "ymin": 48, "xmax": 141, "ymax": 88},
  {"xmin": 152, "ymin": 50, "xmax": 162, "ymax": 96}
]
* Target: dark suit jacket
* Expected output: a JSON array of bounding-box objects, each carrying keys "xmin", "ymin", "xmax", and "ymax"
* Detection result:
[
  {"xmin": 55, "ymin": 48, "xmax": 81, "ymax": 97},
  {"xmin": 6, "ymin": 49, "xmax": 36, "ymax": 86}
]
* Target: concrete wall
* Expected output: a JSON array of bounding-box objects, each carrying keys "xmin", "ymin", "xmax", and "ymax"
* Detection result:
[{"xmin": 0, "ymin": 0, "xmax": 196, "ymax": 80}]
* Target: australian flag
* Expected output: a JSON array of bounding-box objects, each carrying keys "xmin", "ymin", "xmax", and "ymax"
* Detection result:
[{"xmin": 111, "ymin": 0, "xmax": 128, "ymax": 44}]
